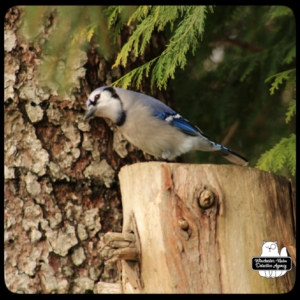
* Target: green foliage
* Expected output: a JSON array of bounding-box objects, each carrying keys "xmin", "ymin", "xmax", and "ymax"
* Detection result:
[
  {"xmin": 71, "ymin": 22, "xmax": 98, "ymax": 45},
  {"xmin": 19, "ymin": 6, "xmax": 113, "ymax": 93},
  {"xmin": 239, "ymin": 52, "xmax": 262, "ymax": 82},
  {"xmin": 112, "ymin": 57, "xmax": 159, "ymax": 89},
  {"xmin": 168, "ymin": 6, "xmax": 295, "ymax": 180},
  {"xmin": 265, "ymin": 69, "xmax": 296, "ymax": 95},
  {"xmin": 270, "ymin": 5, "xmax": 293, "ymax": 19},
  {"xmin": 286, "ymin": 99, "xmax": 296, "ymax": 123},
  {"xmin": 107, "ymin": 6, "xmax": 213, "ymax": 90},
  {"xmin": 256, "ymin": 76, "xmax": 296, "ymax": 175},
  {"xmin": 107, "ymin": 5, "xmax": 295, "ymax": 178},
  {"xmin": 105, "ymin": 5, "xmax": 123, "ymax": 28},
  {"xmin": 104, "ymin": 6, "xmax": 137, "ymax": 43},
  {"xmin": 283, "ymin": 45, "xmax": 296, "ymax": 64},
  {"xmin": 256, "ymin": 134, "xmax": 296, "ymax": 176},
  {"xmin": 256, "ymin": 30, "xmax": 296, "ymax": 177},
  {"xmin": 18, "ymin": 5, "xmax": 296, "ymax": 181}
]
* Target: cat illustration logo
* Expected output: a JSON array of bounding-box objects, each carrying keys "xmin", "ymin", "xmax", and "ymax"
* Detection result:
[{"xmin": 252, "ymin": 241, "xmax": 292, "ymax": 278}]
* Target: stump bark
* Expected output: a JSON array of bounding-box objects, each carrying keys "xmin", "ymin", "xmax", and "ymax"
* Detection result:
[{"xmin": 117, "ymin": 162, "xmax": 296, "ymax": 293}]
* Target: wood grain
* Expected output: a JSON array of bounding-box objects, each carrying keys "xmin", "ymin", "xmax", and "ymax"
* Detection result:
[{"xmin": 119, "ymin": 162, "xmax": 296, "ymax": 293}]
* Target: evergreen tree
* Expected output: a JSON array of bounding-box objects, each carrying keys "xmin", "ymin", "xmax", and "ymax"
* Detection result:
[
  {"xmin": 107, "ymin": 6, "xmax": 295, "ymax": 179},
  {"xmin": 20, "ymin": 7, "xmax": 296, "ymax": 181}
]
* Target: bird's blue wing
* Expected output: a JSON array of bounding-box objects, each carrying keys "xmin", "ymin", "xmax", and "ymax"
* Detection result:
[
  {"xmin": 143, "ymin": 96, "xmax": 210, "ymax": 138},
  {"xmin": 154, "ymin": 111, "xmax": 209, "ymax": 137}
]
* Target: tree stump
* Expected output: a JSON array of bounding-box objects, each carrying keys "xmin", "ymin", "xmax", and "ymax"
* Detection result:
[{"xmin": 117, "ymin": 162, "xmax": 296, "ymax": 293}]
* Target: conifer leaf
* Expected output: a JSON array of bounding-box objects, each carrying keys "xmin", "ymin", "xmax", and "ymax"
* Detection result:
[
  {"xmin": 87, "ymin": 25, "xmax": 96, "ymax": 42},
  {"xmin": 112, "ymin": 6, "xmax": 211, "ymax": 89},
  {"xmin": 283, "ymin": 45, "xmax": 296, "ymax": 64},
  {"xmin": 106, "ymin": 6, "xmax": 124, "ymax": 28},
  {"xmin": 285, "ymin": 99, "xmax": 296, "ymax": 123},
  {"xmin": 240, "ymin": 55, "xmax": 258, "ymax": 82},
  {"xmin": 265, "ymin": 69, "xmax": 295, "ymax": 95},
  {"xmin": 256, "ymin": 134, "xmax": 296, "ymax": 176},
  {"xmin": 270, "ymin": 6, "xmax": 293, "ymax": 19},
  {"xmin": 111, "ymin": 57, "xmax": 158, "ymax": 89}
]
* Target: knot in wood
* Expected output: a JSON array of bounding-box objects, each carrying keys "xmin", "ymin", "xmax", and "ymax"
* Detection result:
[
  {"xmin": 178, "ymin": 219, "xmax": 189, "ymax": 231},
  {"xmin": 198, "ymin": 189, "xmax": 215, "ymax": 209}
]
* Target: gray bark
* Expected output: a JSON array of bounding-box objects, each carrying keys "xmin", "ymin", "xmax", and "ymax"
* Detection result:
[{"xmin": 4, "ymin": 6, "xmax": 172, "ymax": 293}]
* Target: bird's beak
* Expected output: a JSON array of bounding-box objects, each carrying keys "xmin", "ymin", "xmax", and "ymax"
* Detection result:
[{"xmin": 84, "ymin": 106, "xmax": 97, "ymax": 120}]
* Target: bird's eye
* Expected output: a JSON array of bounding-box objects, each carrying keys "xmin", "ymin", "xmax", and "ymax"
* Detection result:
[{"xmin": 94, "ymin": 94, "xmax": 100, "ymax": 101}]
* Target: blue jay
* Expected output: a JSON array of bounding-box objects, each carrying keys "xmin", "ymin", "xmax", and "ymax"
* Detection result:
[{"xmin": 84, "ymin": 86, "xmax": 248, "ymax": 166}]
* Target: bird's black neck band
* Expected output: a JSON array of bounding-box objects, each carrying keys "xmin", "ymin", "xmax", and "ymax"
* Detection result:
[{"xmin": 115, "ymin": 111, "xmax": 126, "ymax": 126}]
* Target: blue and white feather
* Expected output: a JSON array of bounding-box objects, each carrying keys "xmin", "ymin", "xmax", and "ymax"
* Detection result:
[{"xmin": 84, "ymin": 86, "xmax": 248, "ymax": 166}]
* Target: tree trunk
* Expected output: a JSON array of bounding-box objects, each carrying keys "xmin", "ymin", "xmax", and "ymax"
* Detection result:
[
  {"xmin": 4, "ymin": 6, "xmax": 174, "ymax": 293},
  {"xmin": 118, "ymin": 162, "xmax": 296, "ymax": 293}
]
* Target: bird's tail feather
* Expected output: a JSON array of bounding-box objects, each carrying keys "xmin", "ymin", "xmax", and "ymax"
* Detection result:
[{"xmin": 211, "ymin": 142, "xmax": 248, "ymax": 166}]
